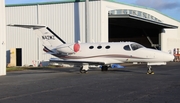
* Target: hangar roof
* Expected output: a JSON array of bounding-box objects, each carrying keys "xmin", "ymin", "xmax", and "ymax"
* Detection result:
[
  {"xmin": 107, "ymin": 0, "xmax": 180, "ymax": 23},
  {"xmin": 5, "ymin": 0, "xmax": 180, "ymax": 22}
]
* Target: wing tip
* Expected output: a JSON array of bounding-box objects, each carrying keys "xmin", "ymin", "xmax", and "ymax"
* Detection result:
[{"xmin": 7, "ymin": 24, "xmax": 14, "ymax": 26}]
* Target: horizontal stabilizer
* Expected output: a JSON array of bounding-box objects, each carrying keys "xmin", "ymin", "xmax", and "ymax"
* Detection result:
[{"xmin": 7, "ymin": 24, "xmax": 46, "ymax": 30}]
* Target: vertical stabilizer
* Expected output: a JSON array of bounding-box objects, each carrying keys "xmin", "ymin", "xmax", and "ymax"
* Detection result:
[{"xmin": 8, "ymin": 24, "xmax": 66, "ymax": 47}]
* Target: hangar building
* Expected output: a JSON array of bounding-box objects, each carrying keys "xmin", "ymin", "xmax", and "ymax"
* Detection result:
[
  {"xmin": 6, "ymin": 0, "xmax": 180, "ymax": 66},
  {"xmin": 0, "ymin": 0, "xmax": 6, "ymax": 76}
]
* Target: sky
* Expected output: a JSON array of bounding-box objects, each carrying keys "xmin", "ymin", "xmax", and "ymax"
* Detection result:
[{"xmin": 5, "ymin": 0, "xmax": 180, "ymax": 21}]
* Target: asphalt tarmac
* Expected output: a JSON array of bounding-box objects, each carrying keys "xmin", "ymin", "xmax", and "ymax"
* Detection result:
[{"xmin": 0, "ymin": 62, "xmax": 180, "ymax": 103}]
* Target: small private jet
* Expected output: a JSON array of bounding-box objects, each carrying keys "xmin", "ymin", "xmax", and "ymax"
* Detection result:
[{"xmin": 8, "ymin": 24, "xmax": 174, "ymax": 74}]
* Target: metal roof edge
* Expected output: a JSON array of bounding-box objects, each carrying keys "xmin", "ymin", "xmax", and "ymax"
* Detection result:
[
  {"xmin": 106, "ymin": 0, "xmax": 180, "ymax": 23},
  {"xmin": 5, "ymin": 1, "xmax": 79, "ymax": 7},
  {"xmin": 5, "ymin": 0, "xmax": 100, "ymax": 7}
]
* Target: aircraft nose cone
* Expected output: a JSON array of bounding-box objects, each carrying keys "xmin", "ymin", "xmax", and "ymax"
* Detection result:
[
  {"xmin": 166, "ymin": 54, "xmax": 174, "ymax": 62},
  {"xmin": 170, "ymin": 54, "xmax": 175, "ymax": 61}
]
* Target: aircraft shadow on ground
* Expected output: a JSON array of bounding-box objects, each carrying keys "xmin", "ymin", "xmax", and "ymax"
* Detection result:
[
  {"xmin": 89, "ymin": 67, "xmax": 147, "ymax": 74},
  {"xmin": 7, "ymin": 65, "xmax": 170, "ymax": 76}
]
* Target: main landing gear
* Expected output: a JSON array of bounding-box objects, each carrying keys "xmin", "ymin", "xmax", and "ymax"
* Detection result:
[
  {"xmin": 79, "ymin": 65, "xmax": 109, "ymax": 73},
  {"xmin": 79, "ymin": 64, "xmax": 89, "ymax": 73},
  {"xmin": 80, "ymin": 66, "xmax": 88, "ymax": 73},
  {"xmin": 147, "ymin": 66, "xmax": 154, "ymax": 74},
  {"xmin": 101, "ymin": 65, "xmax": 108, "ymax": 71}
]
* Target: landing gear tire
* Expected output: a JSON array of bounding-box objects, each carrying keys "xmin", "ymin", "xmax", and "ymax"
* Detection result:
[
  {"xmin": 147, "ymin": 66, "xmax": 154, "ymax": 74},
  {"xmin": 101, "ymin": 66, "xmax": 108, "ymax": 71},
  {"xmin": 80, "ymin": 66, "xmax": 88, "ymax": 73},
  {"xmin": 80, "ymin": 70, "xmax": 88, "ymax": 73}
]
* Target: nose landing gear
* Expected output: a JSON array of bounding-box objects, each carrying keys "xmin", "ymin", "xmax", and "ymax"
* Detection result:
[{"xmin": 147, "ymin": 66, "xmax": 154, "ymax": 74}]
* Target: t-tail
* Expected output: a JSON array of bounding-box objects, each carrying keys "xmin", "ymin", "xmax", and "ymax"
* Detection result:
[{"xmin": 7, "ymin": 24, "xmax": 66, "ymax": 48}]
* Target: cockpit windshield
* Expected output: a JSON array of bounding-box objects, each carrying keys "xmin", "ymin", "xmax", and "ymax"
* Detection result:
[{"xmin": 130, "ymin": 43, "xmax": 144, "ymax": 50}]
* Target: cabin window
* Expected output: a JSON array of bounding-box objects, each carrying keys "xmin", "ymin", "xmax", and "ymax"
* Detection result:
[
  {"xmin": 105, "ymin": 45, "xmax": 110, "ymax": 49},
  {"xmin": 97, "ymin": 46, "xmax": 102, "ymax": 49},
  {"xmin": 123, "ymin": 45, "xmax": 131, "ymax": 51},
  {"xmin": 89, "ymin": 46, "xmax": 94, "ymax": 49}
]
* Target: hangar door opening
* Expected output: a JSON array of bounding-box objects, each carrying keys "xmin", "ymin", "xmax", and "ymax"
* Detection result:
[{"xmin": 108, "ymin": 9, "xmax": 177, "ymax": 49}]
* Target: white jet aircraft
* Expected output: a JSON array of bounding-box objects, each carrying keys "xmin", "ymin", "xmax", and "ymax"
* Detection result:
[{"xmin": 8, "ymin": 24, "xmax": 174, "ymax": 74}]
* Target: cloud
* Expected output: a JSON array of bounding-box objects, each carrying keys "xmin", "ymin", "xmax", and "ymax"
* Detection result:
[{"xmin": 135, "ymin": 0, "xmax": 180, "ymax": 11}]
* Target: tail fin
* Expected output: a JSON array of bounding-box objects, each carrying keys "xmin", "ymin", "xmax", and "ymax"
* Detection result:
[{"xmin": 7, "ymin": 24, "xmax": 66, "ymax": 47}]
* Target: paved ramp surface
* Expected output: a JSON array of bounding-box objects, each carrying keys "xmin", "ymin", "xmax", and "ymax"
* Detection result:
[{"xmin": 0, "ymin": 62, "xmax": 180, "ymax": 103}]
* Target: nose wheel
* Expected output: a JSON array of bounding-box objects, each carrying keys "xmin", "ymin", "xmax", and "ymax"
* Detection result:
[{"xmin": 147, "ymin": 66, "xmax": 154, "ymax": 74}]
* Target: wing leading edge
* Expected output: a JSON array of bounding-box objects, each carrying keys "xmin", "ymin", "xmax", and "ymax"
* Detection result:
[{"xmin": 7, "ymin": 24, "xmax": 46, "ymax": 30}]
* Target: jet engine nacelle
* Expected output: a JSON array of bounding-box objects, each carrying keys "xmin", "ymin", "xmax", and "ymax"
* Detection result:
[{"xmin": 56, "ymin": 43, "xmax": 80, "ymax": 53}]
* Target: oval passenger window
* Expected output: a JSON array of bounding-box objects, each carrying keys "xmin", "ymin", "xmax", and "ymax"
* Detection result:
[
  {"xmin": 105, "ymin": 45, "xmax": 110, "ymax": 49},
  {"xmin": 89, "ymin": 46, "xmax": 94, "ymax": 49},
  {"xmin": 97, "ymin": 46, "xmax": 102, "ymax": 49}
]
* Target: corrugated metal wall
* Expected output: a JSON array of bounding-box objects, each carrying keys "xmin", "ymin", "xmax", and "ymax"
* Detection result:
[
  {"xmin": 6, "ymin": 1, "xmax": 101, "ymax": 66},
  {"xmin": 0, "ymin": 0, "xmax": 6, "ymax": 75},
  {"xmin": 6, "ymin": 5, "xmax": 39, "ymax": 66}
]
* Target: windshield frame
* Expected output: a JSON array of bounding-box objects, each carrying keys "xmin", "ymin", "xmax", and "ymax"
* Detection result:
[{"xmin": 130, "ymin": 43, "xmax": 145, "ymax": 51}]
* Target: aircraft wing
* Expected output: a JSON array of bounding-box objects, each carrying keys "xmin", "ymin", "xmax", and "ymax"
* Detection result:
[{"xmin": 49, "ymin": 58, "xmax": 105, "ymax": 65}]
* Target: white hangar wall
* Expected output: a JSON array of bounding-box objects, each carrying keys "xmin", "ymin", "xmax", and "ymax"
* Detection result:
[
  {"xmin": 101, "ymin": 1, "xmax": 180, "ymax": 52},
  {"xmin": 0, "ymin": 0, "xmax": 6, "ymax": 76},
  {"xmin": 6, "ymin": 1, "xmax": 101, "ymax": 66}
]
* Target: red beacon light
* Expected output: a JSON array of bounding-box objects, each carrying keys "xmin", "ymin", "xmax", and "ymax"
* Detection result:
[{"xmin": 74, "ymin": 43, "xmax": 80, "ymax": 52}]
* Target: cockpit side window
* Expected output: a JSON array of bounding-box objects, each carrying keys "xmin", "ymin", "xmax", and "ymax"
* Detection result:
[
  {"xmin": 123, "ymin": 45, "xmax": 131, "ymax": 51},
  {"xmin": 130, "ymin": 43, "xmax": 144, "ymax": 51}
]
